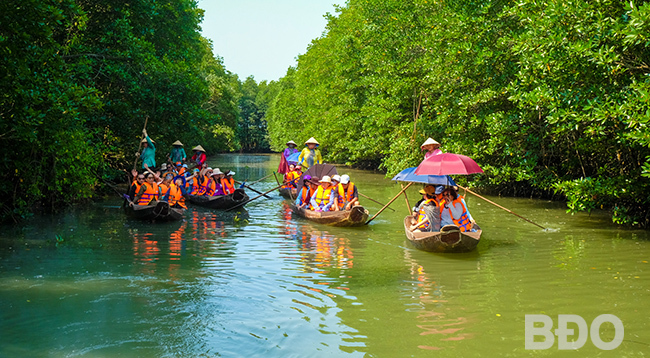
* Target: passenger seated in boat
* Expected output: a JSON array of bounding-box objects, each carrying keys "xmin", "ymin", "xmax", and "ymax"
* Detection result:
[
  {"xmin": 295, "ymin": 175, "xmax": 314, "ymax": 208},
  {"xmin": 335, "ymin": 174, "xmax": 359, "ymax": 211},
  {"xmin": 440, "ymin": 188, "xmax": 473, "ymax": 232},
  {"xmin": 282, "ymin": 164, "xmax": 299, "ymax": 189},
  {"xmin": 309, "ymin": 175, "xmax": 336, "ymax": 212},
  {"xmin": 330, "ymin": 175, "xmax": 341, "ymax": 211},
  {"xmin": 186, "ymin": 169, "xmax": 200, "ymax": 194},
  {"xmin": 195, "ymin": 167, "xmax": 213, "ymax": 195},
  {"xmin": 159, "ymin": 175, "xmax": 189, "ymax": 209},
  {"xmin": 158, "ymin": 172, "xmax": 175, "ymax": 196},
  {"xmin": 409, "ymin": 187, "xmax": 441, "ymax": 232},
  {"xmin": 412, "ymin": 185, "xmax": 440, "ymax": 216},
  {"xmin": 132, "ymin": 172, "xmax": 162, "ymax": 206},
  {"xmin": 208, "ymin": 169, "xmax": 226, "ymax": 196},
  {"xmin": 128, "ymin": 170, "xmax": 145, "ymax": 201},
  {"xmin": 222, "ymin": 170, "xmax": 236, "ymax": 195}
]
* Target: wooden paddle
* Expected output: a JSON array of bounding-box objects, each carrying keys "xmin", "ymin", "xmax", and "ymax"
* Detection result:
[
  {"xmin": 457, "ymin": 185, "xmax": 546, "ymax": 230},
  {"xmin": 235, "ymin": 180, "xmax": 271, "ymax": 199},
  {"xmin": 365, "ymin": 182, "xmax": 414, "ymax": 225},
  {"xmin": 225, "ymin": 183, "xmax": 285, "ymax": 212},
  {"xmin": 358, "ymin": 192, "xmax": 396, "ymax": 212}
]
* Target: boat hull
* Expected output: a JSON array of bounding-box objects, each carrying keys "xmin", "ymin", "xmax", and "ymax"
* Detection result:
[
  {"xmin": 124, "ymin": 201, "xmax": 185, "ymax": 221},
  {"xmin": 279, "ymin": 187, "xmax": 297, "ymax": 200},
  {"xmin": 403, "ymin": 215, "xmax": 481, "ymax": 253},
  {"xmin": 188, "ymin": 188, "xmax": 249, "ymax": 210},
  {"xmin": 290, "ymin": 204, "xmax": 369, "ymax": 227}
]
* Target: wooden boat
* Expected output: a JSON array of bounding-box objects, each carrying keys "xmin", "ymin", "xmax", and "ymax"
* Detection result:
[
  {"xmin": 403, "ymin": 215, "xmax": 481, "ymax": 253},
  {"xmin": 290, "ymin": 204, "xmax": 369, "ymax": 227},
  {"xmin": 124, "ymin": 201, "xmax": 185, "ymax": 221},
  {"xmin": 279, "ymin": 187, "xmax": 297, "ymax": 200},
  {"xmin": 188, "ymin": 188, "xmax": 249, "ymax": 210}
]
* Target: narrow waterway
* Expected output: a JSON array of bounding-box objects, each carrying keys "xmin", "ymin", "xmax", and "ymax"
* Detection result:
[{"xmin": 1, "ymin": 154, "xmax": 648, "ymax": 357}]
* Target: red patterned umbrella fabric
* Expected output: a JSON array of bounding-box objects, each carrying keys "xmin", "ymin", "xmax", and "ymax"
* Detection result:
[{"xmin": 414, "ymin": 153, "xmax": 483, "ymax": 176}]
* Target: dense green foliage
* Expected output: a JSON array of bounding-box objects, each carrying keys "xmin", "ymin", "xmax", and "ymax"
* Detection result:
[
  {"xmin": 0, "ymin": 0, "xmax": 251, "ymax": 222},
  {"xmin": 237, "ymin": 76, "xmax": 275, "ymax": 152},
  {"xmin": 266, "ymin": 0, "xmax": 650, "ymax": 227}
]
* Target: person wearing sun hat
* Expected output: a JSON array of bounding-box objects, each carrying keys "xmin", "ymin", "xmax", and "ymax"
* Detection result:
[
  {"xmin": 168, "ymin": 140, "xmax": 187, "ymax": 164},
  {"xmin": 421, "ymin": 138, "xmax": 443, "ymax": 159},
  {"xmin": 409, "ymin": 184, "xmax": 442, "ymax": 232},
  {"xmin": 298, "ymin": 137, "xmax": 323, "ymax": 169},
  {"xmin": 136, "ymin": 129, "xmax": 156, "ymax": 170},
  {"xmin": 295, "ymin": 175, "xmax": 314, "ymax": 208},
  {"xmin": 191, "ymin": 145, "xmax": 207, "ymax": 169},
  {"xmin": 221, "ymin": 170, "xmax": 236, "ymax": 195},
  {"xmin": 279, "ymin": 140, "xmax": 299, "ymax": 174},
  {"xmin": 309, "ymin": 175, "xmax": 336, "ymax": 212},
  {"xmin": 336, "ymin": 174, "xmax": 359, "ymax": 211}
]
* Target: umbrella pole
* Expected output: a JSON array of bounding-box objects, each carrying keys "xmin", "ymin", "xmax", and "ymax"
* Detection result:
[
  {"xmin": 365, "ymin": 182, "xmax": 413, "ymax": 225},
  {"xmin": 357, "ymin": 192, "xmax": 396, "ymax": 212},
  {"xmin": 401, "ymin": 184, "xmax": 412, "ymax": 214},
  {"xmin": 457, "ymin": 185, "xmax": 547, "ymax": 230}
]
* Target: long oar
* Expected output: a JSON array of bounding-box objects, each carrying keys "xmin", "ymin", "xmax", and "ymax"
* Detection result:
[
  {"xmin": 132, "ymin": 116, "xmax": 149, "ymax": 172},
  {"xmin": 365, "ymin": 182, "xmax": 413, "ymax": 225},
  {"xmin": 226, "ymin": 183, "xmax": 285, "ymax": 212},
  {"xmin": 358, "ymin": 192, "xmax": 395, "ymax": 212},
  {"xmin": 457, "ymin": 185, "xmax": 546, "ymax": 230},
  {"xmin": 247, "ymin": 173, "xmax": 276, "ymax": 186},
  {"xmin": 235, "ymin": 180, "xmax": 271, "ymax": 199},
  {"xmin": 401, "ymin": 183, "xmax": 411, "ymax": 214}
]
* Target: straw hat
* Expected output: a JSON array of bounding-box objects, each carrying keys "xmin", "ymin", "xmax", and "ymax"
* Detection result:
[
  {"xmin": 213, "ymin": 168, "xmax": 224, "ymax": 175},
  {"xmin": 192, "ymin": 145, "xmax": 205, "ymax": 152},
  {"xmin": 304, "ymin": 137, "xmax": 319, "ymax": 145},
  {"xmin": 286, "ymin": 140, "xmax": 297, "ymax": 146},
  {"xmin": 331, "ymin": 174, "xmax": 341, "ymax": 183},
  {"xmin": 160, "ymin": 163, "xmax": 168, "ymax": 171},
  {"xmin": 141, "ymin": 137, "xmax": 155, "ymax": 143},
  {"xmin": 319, "ymin": 175, "xmax": 332, "ymax": 183},
  {"xmin": 172, "ymin": 140, "xmax": 183, "ymax": 146},
  {"xmin": 420, "ymin": 138, "xmax": 440, "ymax": 149}
]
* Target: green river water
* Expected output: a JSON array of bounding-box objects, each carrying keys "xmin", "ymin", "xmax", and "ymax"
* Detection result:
[{"xmin": 1, "ymin": 154, "xmax": 649, "ymax": 358}]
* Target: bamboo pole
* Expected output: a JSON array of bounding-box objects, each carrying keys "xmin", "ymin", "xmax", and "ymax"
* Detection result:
[
  {"xmin": 358, "ymin": 192, "xmax": 396, "ymax": 212},
  {"xmin": 226, "ymin": 183, "xmax": 285, "ymax": 212},
  {"xmin": 365, "ymin": 182, "xmax": 413, "ymax": 225},
  {"xmin": 248, "ymin": 173, "xmax": 275, "ymax": 186},
  {"xmin": 401, "ymin": 183, "xmax": 412, "ymax": 214},
  {"xmin": 132, "ymin": 116, "xmax": 149, "ymax": 172},
  {"xmin": 235, "ymin": 180, "xmax": 271, "ymax": 198},
  {"xmin": 457, "ymin": 185, "xmax": 546, "ymax": 230}
]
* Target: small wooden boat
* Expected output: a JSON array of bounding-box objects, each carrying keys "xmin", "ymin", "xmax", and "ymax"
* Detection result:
[
  {"xmin": 124, "ymin": 201, "xmax": 185, "ymax": 221},
  {"xmin": 188, "ymin": 188, "xmax": 249, "ymax": 210},
  {"xmin": 403, "ymin": 215, "xmax": 481, "ymax": 253},
  {"xmin": 290, "ymin": 204, "xmax": 369, "ymax": 227},
  {"xmin": 279, "ymin": 187, "xmax": 297, "ymax": 200}
]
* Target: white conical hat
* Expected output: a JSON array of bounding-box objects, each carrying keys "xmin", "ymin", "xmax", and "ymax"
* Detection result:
[
  {"xmin": 304, "ymin": 137, "xmax": 319, "ymax": 145},
  {"xmin": 172, "ymin": 140, "xmax": 183, "ymax": 146},
  {"xmin": 286, "ymin": 140, "xmax": 297, "ymax": 146},
  {"xmin": 420, "ymin": 138, "xmax": 440, "ymax": 148},
  {"xmin": 192, "ymin": 145, "xmax": 205, "ymax": 152}
]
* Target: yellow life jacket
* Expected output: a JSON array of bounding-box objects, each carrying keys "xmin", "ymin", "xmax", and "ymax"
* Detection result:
[
  {"xmin": 415, "ymin": 198, "xmax": 438, "ymax": 230},
  {"xmin": 311, "ymin": 186, "xmax": 333, "ymax": 210}
]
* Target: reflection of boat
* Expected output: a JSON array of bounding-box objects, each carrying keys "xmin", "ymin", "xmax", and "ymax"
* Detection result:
[
  {"xmin": 187, "ymin": 189, "xmax": 249, "ymax": 210},
  {"xmin": 403, "ymin": 215, "xmax": 481, "ymax": 253},
  {"xmin": 124, "ymin": 201, "xmax": 184, "ymax": 221},
  {"xmin": 279, "ymin": 187, "xmax": 297, "ymax": 199},
  {"xmin": 290, "ymin": 204, "xmax": 369, "ymax": 227}
]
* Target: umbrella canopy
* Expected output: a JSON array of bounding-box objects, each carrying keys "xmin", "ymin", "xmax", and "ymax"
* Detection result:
[
  {"xmin": 414, "ymin": 153, "xmax": 483, "ymax": 176},
  {"xmin": 392, "ymin": 167, "xmax": 456, "ymax": 186},
  {"xmin": 296, "ymin": 164, "xmax": 338, "ymax": 193},
  {"xmin": 286, "ymin": 152, "xmax": 301, "ymax": 163}
]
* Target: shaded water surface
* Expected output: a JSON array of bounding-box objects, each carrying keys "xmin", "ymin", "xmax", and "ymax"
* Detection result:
[{"xmin": 1, "ymin": 154, "xmax": 649, "ymax": 357}]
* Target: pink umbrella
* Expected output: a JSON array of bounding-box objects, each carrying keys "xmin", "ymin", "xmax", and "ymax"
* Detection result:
[{"xmin": 414, "ymin": 153, "xmax": 483, "ymax": 176}]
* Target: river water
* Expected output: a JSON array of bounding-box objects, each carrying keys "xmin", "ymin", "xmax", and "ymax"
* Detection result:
[{"xmin": 1, "ymin": 154, "xmax": 649, "ymax": 357}]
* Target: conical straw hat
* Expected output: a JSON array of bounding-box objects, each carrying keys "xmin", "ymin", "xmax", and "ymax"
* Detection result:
[
  {"xmin": 420, "ymin": 138, "xmax": 440, "ymax": 148},
  {"xmin": 192, "ymin": 145, "xmax": 205, "ymax": 152},
  {"xmin": 286, "ymin": 140, "xmax": 297, "ymax": 146},
  {"xmin": 304, "ymin": 137, "xmax": 319, "ymax": 145},
  {"xmin": 172, "ymin": 140, "xmax": 183, "ymax": 146},
  {"xmin": 141, "ymin": 137, "xmax": 155, "ymax": 143}
]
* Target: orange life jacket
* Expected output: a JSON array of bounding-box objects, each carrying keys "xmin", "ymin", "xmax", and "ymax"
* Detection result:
[
  {"xmin": 221, "ymin": 177, "xmax": 235, "ymax": 195},
  {"xmin": 282, "ymin": 172, "xmax": 294, "ymax": 189},
  {"xmin": 131, "ymin": 180, "xmax": 142, "ymax": 198},
  {"xmin": 205, "ymin": 178, "xmax": 217, "ymax": 196},
  {"xmin": 196, "ymin": 176, "xmax": 210, "ymax": 195},
  {"xmin": 159, "ymin": 182, "xmax": 170, "ymax": 195},
  {"xmin": 166, "ymin": 183, "xmax": 187, "ymax": 209},
  {"xmin": 137, "ymin": 183, "xmax": 160, "ymax": 205},
  {"xmin": 177, "ymin": 167, "xmax": 186, "ymax": 176},
  {"xmin": 298, "ymin": 186, "xmax": 311, "ymax": 205},
  {"xmin": 311, "ymin": 186, "xmax": 334, "ymax": 211},
  {"xmin": 443, "ymin": 196, "xmax": 471, "ymax": 232},
  {"xmin": 336, "ymin": 183, "xmax": 356, "ymax": 209},
  {"xmin": 415, "ymin": 198, "xmax": 438, "ymax": 230}
]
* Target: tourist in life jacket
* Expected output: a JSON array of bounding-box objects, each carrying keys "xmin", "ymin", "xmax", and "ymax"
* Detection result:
[
  {"xmin": 209, "ymin": 169, "xmax": 226, "ymax": 196},
  {"xmin": 161, "ymin": 175, "xmax": 189, "ymax": 209},
  {"xmin": 330, "ymin": 175, "xmax": 341, "ymax": 211},
  {"xmin": 409, "ymin": 186, "xmax": 442, "ymax": 232},
  {"xmin": 168, "ymin": 140, "xmax": 187, "ymax": 164},
  {"xmin": 421, "ymin": 138, "xmax": 443, "ymax": 159},
  {"xmin": 295, "ymin": 175, "xmax": 314, "ymax": 208},
  {"xmin": 136, "ymin": 129, "xmax": 156, "ymax": 171},
  {"xmin": 195, "ymin": 167, "xmax": 213, "ymax": 195},
  {"xmin": 222, "ymin": 170, "xmax": 236, "ymax": 195},
  {"xmin": 309, "ymin": 175, "xmax": 336, "ymax": 212},
  {"xmin": 440, "ymin": 187, "xmax": 473, "ymax": 232},
  {"xmin": 191, "ymin": 145, "xmax": 207, "ymax": 169},
  {"xmin": 158, "ymin": 172, "xmax": 175, "ymax": 196},
  {"xmin": 282, "ymin": 164, "xmax": 296, "ymax": 189},
  {"xmin": 298, "ymin": 137, "xmax": 323, "ymax": 169},
  {"xmin": 132, "ymin": 172, "xmax": 161, "ymax": 206},
  {"xmin": 278, "ymin": 140, "xmax": 299, "ymax": 174},
  {"xmin": 128, "ymin": 171, "xmax": 145, "ymax": 201},
  {"xmin": 337, "ymin": 174, "xmax": 360, "ymax": 211}
]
